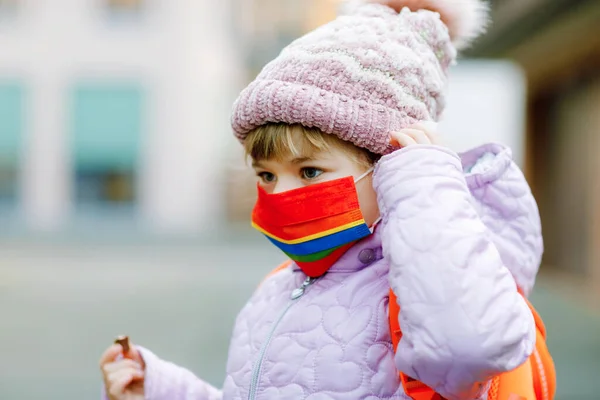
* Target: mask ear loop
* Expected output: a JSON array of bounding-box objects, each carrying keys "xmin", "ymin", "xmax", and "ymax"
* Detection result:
[
  {"xmin": 354, "ymin": 167, "xmax": 375, "ymax": 184},
  {"xmin": 369, "ymin": 216, "xmax": 382, "ymax": 233},
  {"xmin": 353, "ymin": 166, "xmax": 381, "ymax": 233}
]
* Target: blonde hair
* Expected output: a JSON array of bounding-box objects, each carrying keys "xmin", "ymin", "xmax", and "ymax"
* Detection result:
[{"xmin": 244, "ymin": 123, "xmax": 379, "ymax": 169}]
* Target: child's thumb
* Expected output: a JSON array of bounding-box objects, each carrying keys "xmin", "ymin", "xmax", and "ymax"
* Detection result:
[
  {"xmin": 115, "ymin": 336, "xmax": 145, "ymax": 368},
  {"xmin": 124, "ymin": 344, "xmax": 145, "ymax": 368}
]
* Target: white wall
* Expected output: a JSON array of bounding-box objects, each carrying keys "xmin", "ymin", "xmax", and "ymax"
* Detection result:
[
  {"xmin": 138, "ymin": 0, "xmax": 243, "ymax": 233},
  {"xmin": 439, "ymin": 59, "xmax": 527, "ymax": 167}
]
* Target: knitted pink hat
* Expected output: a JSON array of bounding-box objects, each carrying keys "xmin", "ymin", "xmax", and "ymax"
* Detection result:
[{"xmin": 231, "ymin": 0, "xmax": 489, "ymax": 155}]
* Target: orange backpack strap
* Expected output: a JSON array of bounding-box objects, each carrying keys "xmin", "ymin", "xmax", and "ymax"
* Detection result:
[
  {"xmin": 492, "ymin": 296, "xmax": 555, "ymax": 400},
  {"xmin": 389, "ymin": 288, "xmax": 402, "ymax": 351},
  {"xmin": 389, "ymin": 289, "xmax": 556, "ymax": 400},
  {"xmin": 259, "ymin": 260, "xmax": 293, "ymax": 287},
  {"xmin": 492, "ymin": 357, "xmax": 536, "ymax": 400},
  {"xmin": 523, "ymin": 298, "xmax": 556, "ymax": 400},
  {"xmin": 389, "ymin": 289, "xmax": 440, "ymax": 400},
  {"xmin": 518, "ymin": 290, "xmax": 556, "ymax": 400}
]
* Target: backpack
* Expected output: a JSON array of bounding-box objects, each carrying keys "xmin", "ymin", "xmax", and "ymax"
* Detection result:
[{"xmin": 264, "ymin": 261, "xmax": 556, "ymax": 400}]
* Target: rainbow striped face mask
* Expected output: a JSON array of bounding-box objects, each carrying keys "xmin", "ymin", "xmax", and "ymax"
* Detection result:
[{"xmin": 251, "ymin": 169, "xmax": 377, "ymax": 277}]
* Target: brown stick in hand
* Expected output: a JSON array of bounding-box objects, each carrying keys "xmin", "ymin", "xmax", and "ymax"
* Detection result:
[{"xmin": 114, "ymin": 335, "xmax": 131, "ymax": 354}]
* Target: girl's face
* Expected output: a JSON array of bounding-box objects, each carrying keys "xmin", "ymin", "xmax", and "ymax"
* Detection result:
[{"xmin": 251, "ymin": 141, "xmax": 380, "ymax": 227}]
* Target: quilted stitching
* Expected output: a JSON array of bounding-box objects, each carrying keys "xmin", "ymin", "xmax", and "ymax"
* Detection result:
[
  {"xmin": 223, "ymin": 238, "xmax": 408, "ymax": 400},
  {"xmin": 107, "ymin": 143, "xmax": 541, "ymax": 400},
  {"xmin": 460, "ymin": 144, "xmax": 543, "ymax": 296},
  {"xmin": 374, "ymin": 144, "xmax": 536, "ymax": 400}
]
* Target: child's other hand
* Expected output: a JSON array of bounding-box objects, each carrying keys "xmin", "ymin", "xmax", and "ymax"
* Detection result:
[
  {"xmin": 99, "ymin": 342, "xmax": 146, "ymax": 400},
  {"xmin": 389, "ymin": 121, "xmax": 441, "ymax": 148}
]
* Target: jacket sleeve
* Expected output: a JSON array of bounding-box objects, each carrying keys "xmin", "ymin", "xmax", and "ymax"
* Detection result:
[
  {"xmin": 461, "ymin": 143, "xmax": 543, "ymax": 296},
  {"xmin": 101, "ymin": 346, "xmax": 222, "ymax": 400},
  {"xmin": 373, "ymin": 145, "xmax": 536, "ymax": 400}
]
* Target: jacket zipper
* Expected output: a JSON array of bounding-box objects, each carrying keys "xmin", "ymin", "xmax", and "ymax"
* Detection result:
[{"xmin": 247, "ymin": 276, "xmax": 317, "ymax": 400}]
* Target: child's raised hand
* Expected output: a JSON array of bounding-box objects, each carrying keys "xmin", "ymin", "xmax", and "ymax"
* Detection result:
[
  {"xmin": 389, "ymin": 121, "xmax": 441, "ymax": 148},
  {"xmin": 99, "ymin": 340, "xmax": 146, "ymax": 400}
]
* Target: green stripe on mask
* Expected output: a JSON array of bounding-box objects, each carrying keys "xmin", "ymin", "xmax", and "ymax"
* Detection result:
[{"xmin": 284, "ymin": 245, "xmax": 344, "ymax": 262}]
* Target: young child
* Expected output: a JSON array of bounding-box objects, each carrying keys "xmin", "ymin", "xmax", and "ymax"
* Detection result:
[{"xmin": 99, "ymin": 0, "xmax": 545, "ymax": 399}]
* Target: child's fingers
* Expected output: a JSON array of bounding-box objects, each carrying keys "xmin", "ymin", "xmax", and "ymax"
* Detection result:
[
  {"xmin": 399, "ymin": 128, "xmax": 431, "ymax": 145},
  {"xmin": 389, "ymin": 131, "xmax": 417, "ymax": 147},
  {"xmin": 108, "ymin": 368, "xmax": 145, "ymax": 396},
  {"xmin": 103, "ymin": 359, "xmax": 143, "ymax": 376},
  {"xmin": 100, "ymin": 338, "xmax": 145, "ymax": 368},
  {"xmin": 122, "ymin": 345, "xmax": 145, "ymax": 367},
  {"xmin": 99, "ymin": 344, "xmax": 123, "ymax": 368},
  {"xmin": 411, "ymin": 121, "xmax": 440, "ymax": 144}
]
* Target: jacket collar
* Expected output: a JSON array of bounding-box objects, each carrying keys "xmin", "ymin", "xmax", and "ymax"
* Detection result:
[{"xmin": 292, "ymin": 224, "xmax": 383, "ymax": 274}]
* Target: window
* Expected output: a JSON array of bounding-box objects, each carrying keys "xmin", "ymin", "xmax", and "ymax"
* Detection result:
[
  {"xmin": 71, "ymin": 83, "xmax": 143, "ymax": 213},
  {"xmin": 0, "ymin": 82, "xmax": 23, "ymax": 215}
]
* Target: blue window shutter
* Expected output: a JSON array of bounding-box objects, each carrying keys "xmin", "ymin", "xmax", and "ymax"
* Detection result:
[
  {"xmin": 72, "ymin": 83, "xmax": 143, "ymax": 171},
  {"xmin": 0, "ymin": 82, "xmax": 24, "ymax": 165}
]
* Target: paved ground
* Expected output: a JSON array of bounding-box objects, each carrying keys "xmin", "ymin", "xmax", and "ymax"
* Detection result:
[{"xmin": 0, "ymin": 234, "xmax": 598, "ymax": 400}]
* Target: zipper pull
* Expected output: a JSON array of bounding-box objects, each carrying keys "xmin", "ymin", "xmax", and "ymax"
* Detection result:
[{"xmin": 291, "ymin": 277, "xmax": 315, "ymax": 300}]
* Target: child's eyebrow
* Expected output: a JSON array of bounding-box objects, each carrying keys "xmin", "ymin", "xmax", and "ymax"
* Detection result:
[
  {"xmin": 251, "ymin": 155, "xmax": 321, "ymax": 168},
  {"xmin": 291, "ymin": 156, "xmax": 317, "ymax": 164}
]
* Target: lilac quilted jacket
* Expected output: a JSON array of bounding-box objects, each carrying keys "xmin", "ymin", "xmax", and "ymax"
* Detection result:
[{"xmin": 103, "ymin": 143, "xmax": 543, "ymax": 400}]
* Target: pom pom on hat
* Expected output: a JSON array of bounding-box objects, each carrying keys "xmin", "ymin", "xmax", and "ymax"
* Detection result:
[{"xmin": 356, "ymin": 0, "xmax": 489, "ymax": 49}]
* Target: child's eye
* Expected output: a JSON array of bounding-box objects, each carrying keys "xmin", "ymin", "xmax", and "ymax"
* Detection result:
[
  {"xmin": 301, "ymin": 167, "xmax": 323, "ymax": 180},
  {"xmin": 257, "ymin": 172, "xmax": 276, "ymax": 183}
]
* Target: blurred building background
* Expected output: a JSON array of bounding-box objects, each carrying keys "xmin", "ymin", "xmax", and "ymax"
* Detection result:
[
  {"xmin": 0, "ymin": 0, "xmax": 598, "ymax": 399},
  {"xmin": 0, "ymin": 0, "xmax": 242, "ymax": 235},
  {"xmin": 465, "ymin": 0, "xmax": 600, "ymax": 309}
]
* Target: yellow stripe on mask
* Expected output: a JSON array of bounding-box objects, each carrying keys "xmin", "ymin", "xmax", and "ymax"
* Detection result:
[{"xmin": 251, "ymin": 219, "xmax": 366, "ymax": 245}]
